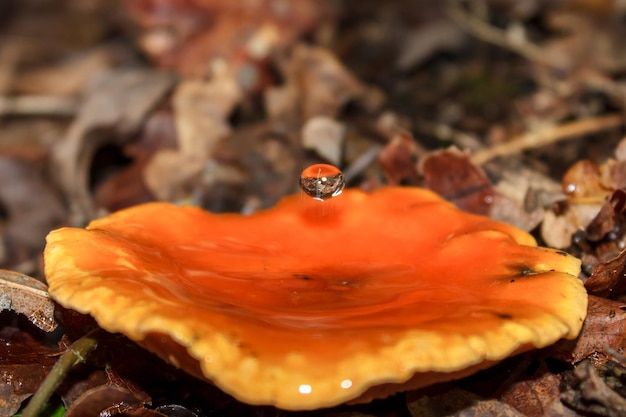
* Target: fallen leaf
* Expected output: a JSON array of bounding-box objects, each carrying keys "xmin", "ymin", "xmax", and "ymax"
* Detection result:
[
  {"xmin": 144, "ymin": 71, "xmax": 241, "ymax": 202},
  {"xmin": 65, "ymin": 384, "xmax": 147, "ymax": 417},
  {"xmin": 585, "ymin": 250, "xmax": 626, "ymax": 298},
  {"xmin": 420, "ymin": 147, "xmax": 495, "ymax": 215},
  {"xmin": 551, "ymin": 296, "xmax": 626, "ymax": 365},
  {"xmin": 127, "ymin": 0, "xmax": 329, "ymax": 83},
  {"xmin": 0, "ymin": 269, "xmax": 56, "ymax": 332},
  {"xmin": 0, "ymin": 326, "xmax": 59, "ymax": 415},
  {"xmin": 562, "ymin": 159, "xmax": 608, "ymax": 202},
  {"xmin": 498, "ymin": 359, "xmax": 575, "ymax": 417},
  {"xmin": 378, "ymin": 131, "xmax": 422, "ymax": 185},
  {"xmin": 53, "ymin": 69, "xmax": 176, "ymax": 224},
  {"xmin": 301, "ymin": 116, "xmax": 345, "ymax": 166}
]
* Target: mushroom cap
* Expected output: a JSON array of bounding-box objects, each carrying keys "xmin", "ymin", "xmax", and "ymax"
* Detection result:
[{"xmin": 44, "ymin": 187, "xmax": 587, "ymax": 410}]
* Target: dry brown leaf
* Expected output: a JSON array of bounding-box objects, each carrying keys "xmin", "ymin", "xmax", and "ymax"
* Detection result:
[
  {"xmin": 552, "ymin": 296, "xmax": 626, "ymax": 366},
  {"xmin": 0, "ymin": 269, "xmax": 56, "ymax": 332},
  {"xmin": 378, "ymin": 131, "xmax": 422, "ymax": 185},
  {"xmin": 126, "ymin": 0, "xmax": 329, "ymax": 83},
  {"xmin": 585, "ymin": 249, "xmax": 626, "ymax": 298},
  {"xmin": 420, "ymin": 147, "xmax": 495, "ymax": 215},
  {"xmin": 53, "ymin": 69, "xmax": 175, "ymax": 224},
  {"xmin": 562, "ymin": 159, "xmax": 608, "ymax": 202},
  {"xmin": 144, "ymin": 70, "xmax": 241, "ymax": 202},
  {"xmin": 498, "ymin": 360, "xmax": 578, "ymax": 417},
  {"xmin": 270, "ymin": 44, "xmax": 383, "ymax": 121}
]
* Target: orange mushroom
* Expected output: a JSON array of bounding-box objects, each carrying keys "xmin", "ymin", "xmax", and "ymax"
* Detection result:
[{"xmin": 44, "ymin": 166, "xmax": 587, "ymax": 410}]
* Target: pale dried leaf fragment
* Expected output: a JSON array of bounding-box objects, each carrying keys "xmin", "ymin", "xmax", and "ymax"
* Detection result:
[
  {"xmin": 144, "ymin": 70, "xmax": 242, "ymax": 201},
  {"xmin": 0, "ymin": 269, "xmax": 57, "ymax": 332},
  {"xmin": 396, "ymin": 19, "xmax": 467, "ymax": 70},
  {"xmin": 301, "ymin": 116, "xmax": 345, "ymax": 166}
]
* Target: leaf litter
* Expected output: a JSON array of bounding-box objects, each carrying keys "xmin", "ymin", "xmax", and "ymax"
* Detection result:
[{"xmin": 3, "ymin": 0, "xmax": 626, "ymax": 415}]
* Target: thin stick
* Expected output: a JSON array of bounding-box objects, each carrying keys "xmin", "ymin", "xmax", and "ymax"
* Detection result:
[
  {"xmin": 415, "ymin": 120, "xmax": 484, "ymax": 151},
  {"xmin": 471, "ymin": 113, "xmax": 625, "ymax": 165},
  {"xmin": 446, "ymin": 0, "xmax": 553, "ymax": 68},
  {"xmin": 0, "ymin": 96, "xmax": 79, "ymax": 117},
  {"xmin": 21, "ymin": 328, "xmax": 107, "ymax": 417}
]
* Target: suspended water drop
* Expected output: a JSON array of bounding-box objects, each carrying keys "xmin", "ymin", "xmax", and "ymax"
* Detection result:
[{"xmin": 299, "ymin": 164, "xmax": 345, "ymax": 201}]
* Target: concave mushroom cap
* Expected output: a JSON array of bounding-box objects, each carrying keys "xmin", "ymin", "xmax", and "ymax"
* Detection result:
[{"xmin": 44, "ymin": 187, "xmax": 587, "ymax": 410}]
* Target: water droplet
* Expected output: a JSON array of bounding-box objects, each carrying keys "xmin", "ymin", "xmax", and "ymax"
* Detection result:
[
  {"xmin": 300, "ymin": 164, "xmax": 345, "ymax": 201},
  {"xmin": 565, "ymin": 183, "xmax": 577, "ymax": 194},
  {"xmin": 341, "ymin": 379, "xmax": 353, "ymax": 389}
]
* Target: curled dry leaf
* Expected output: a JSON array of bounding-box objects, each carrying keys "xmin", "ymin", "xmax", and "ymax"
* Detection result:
[
  {"xmin": 585, "ymin": 249, "xmax": 626, "ymax": 298},
  {"xmin": 567, "ymin": 188, "xmax": 626, "ymax": 273},
  {"xmin": 0, "ymin": 269, "xmax": 56, "ymax": 332},
  {"xmin": 91, "ymin": 110, "xmax": 178, "ymax": 213},
  {"xmin": 53, "ymin": 69, "xmax": 176, "ymax": 224},
  {"xmin": 270, "ymin": 44, "xmax": 383, "ymax": 121},
  {"xmin": 583, "ymin": 189, "xmax": 626, "ymax": 243}
]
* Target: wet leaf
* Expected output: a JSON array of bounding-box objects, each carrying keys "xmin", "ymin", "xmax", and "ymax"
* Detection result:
[
  {"xmin": 64, "ymin": 384, "xmax": 147, "ymax": 417},
  {"xmin": 0, "ymin": 326, "xmax": 59, "ymax": 415}
]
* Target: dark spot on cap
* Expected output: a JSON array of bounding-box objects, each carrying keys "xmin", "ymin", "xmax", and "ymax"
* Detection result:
[{"xmin": 294, "ymin": 274, "xmax": 311, "ymax": 280}]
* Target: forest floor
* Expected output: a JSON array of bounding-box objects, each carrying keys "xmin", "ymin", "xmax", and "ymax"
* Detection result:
[{"xmin": 2, "ymin": 1, "xmax": 626, "ymax": 416}]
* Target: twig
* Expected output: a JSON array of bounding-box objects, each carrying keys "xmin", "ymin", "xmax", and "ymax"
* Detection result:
[
  {"xmin": 0, "ymin": 96, "xmax": 79, "ymax": 117},
  {"xmin": 21, "ymin": 328, "xmax": 108, "ymax": 417},
  {"xmin": 343, "ymin": 144, "xmax": 383, "ymax": 183},
  {"xmin": 415, "ymin": 119, "xmax": 484, "ymax": 151},
  {"xmin": 471, "ymin": 113, "xmax": 625, "ymax": 165},
  {"xmin": 446, "ymin": 0, "xmax": 554, "ymax": 68}
]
